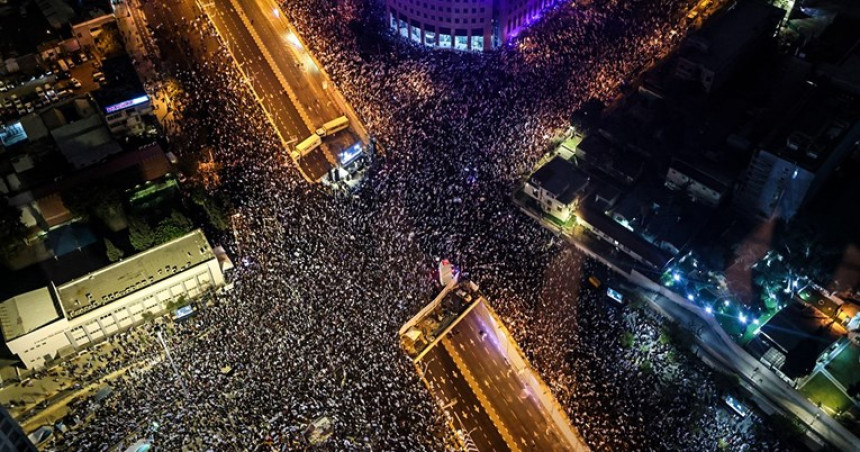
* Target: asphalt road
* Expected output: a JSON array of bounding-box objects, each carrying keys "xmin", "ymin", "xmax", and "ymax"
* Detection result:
[
  {"xmin": 236, "ymin": 0, "xmax": 344, "ymax": 128},
  {"xmin": 444, "ymin": 301, "xmax": 588, "ymax": 452},
  {"xmin": 420, "ymin": 345, "xmax": 511, "ymax": 452},
  {"xmin": 203, "ymin": 0, "xmax": 308, "ymax": 143},
  {"xmin": 640, "ymin": 285, "xmax": 860, "ymax": 451}
]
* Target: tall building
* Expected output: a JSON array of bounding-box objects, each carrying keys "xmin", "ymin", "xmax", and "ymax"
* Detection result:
[
  {"xmin": 673, "ymin": 1, "xmax": 783, "ymax": 93},
  {"xmin": 732, "ymin": 89, "xmax": 860, "ymax": 221},
  {"xmin": 0, "ymin": 406, "xmax": 36, "ymax": 452},
  {"xmin": 386, "ymin": 0, "xmax": 556, "ymax": 51}
]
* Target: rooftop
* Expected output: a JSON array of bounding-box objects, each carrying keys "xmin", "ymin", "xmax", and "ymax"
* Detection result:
[
  {"xmin": 529, "ymin": 156, "xmax": 590, "ymax": 204},
  {"xmin": 669, "ymin": 158, "xmax": 731, "ymax": 193},
  {"xmin": 761, "ymin": 89, "xmax": 860, "ymax": 172},
  {"xmin": 679, "ymin": 1, "xmax": 783, "ymax": 72},
  {"xmin": 57, "ymin": 229, "xmax": 215, "ymax": 319},
  {"xmin": 90, "ymin": 56, "xmax": 148, "ymax": 113},
  {"xmin": 0, "ymin": 0, "xmax": 61, "ymax": 58},
  {"xmin": 0, "ymin": 287, "xmax": 61, "ymax": 341},
  {"xmin": 576, "ymin": 134, "xmax": 644, "ymax": 185},
  {"xmin": 578, "ymin": 204, "xmax": 673, "ymax": 270},
  {"xmin": 749, "ymin": 303, "xmax": 841, "ymax": 378}
]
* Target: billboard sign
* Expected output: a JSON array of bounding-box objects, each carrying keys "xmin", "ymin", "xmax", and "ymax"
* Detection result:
[
  {"xmin": 339, "ymin": 143, "xmax": 362, "ymax": 165},
  {"xmin": 104, "ymin": 95, "xmax": 149, "ymax": 114}
]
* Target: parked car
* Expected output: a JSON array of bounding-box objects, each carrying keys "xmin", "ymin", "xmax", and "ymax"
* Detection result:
[{"xmin": 70, "ymin": 78, "xmax": 82, "ymax": 89}]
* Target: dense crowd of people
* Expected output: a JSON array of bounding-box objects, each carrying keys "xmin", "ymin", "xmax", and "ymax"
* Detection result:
[{"xmin": 50, "ymin": 0, "xmax": 798, "ymax": 450}]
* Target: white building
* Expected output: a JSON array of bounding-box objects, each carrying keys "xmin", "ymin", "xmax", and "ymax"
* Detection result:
[
  {"xmin": 664, "ymin": 159, "xmax": 730, "ymax": 207},
  {"xmin": 524, "ymin": 156, "xmax": 590, "ymax": 222},
  {"xmin": 0, "ymin": 230, "xmax": 228, "ymax": 369}
]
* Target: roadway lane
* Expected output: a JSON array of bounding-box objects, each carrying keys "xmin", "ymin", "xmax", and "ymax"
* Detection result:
[
  {"xmin": 420, "ymin": 345, "xmax": 511, "ymax": 452},
  {"xmin": 444, "ymin": 301, "xmax": 589, "ymax": 452},
  {"xmin": 203, "ymin": 0, "xmax": 307, "ymax": 143},
  {"xmin": 635, "ymin": 283, "xmax": 860, "ymax": 451},
  {"xmin": 237, "ymin": 0, "xmax": 341, "ymax": 128}
]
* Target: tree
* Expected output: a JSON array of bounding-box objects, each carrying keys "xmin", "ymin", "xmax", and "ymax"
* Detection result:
[
  {"xmin": 620, "ymin": 331, "xmax": 635, "ymax": 348},
  {"xmin": 63, "ymin": 184, "xmax": 126, "ymax": 230},
  {"xmin": 128, "ymin": 216, "xmax": 155, "ymax": 251},
  {"xmin": 91, "ymin": 189, "xmax": 125, "ymax": 229},
  {"xmin": 772, "ymin": 218, "xmax": 841, "ymax": 287},
  {"xmin": 0, "ymin": 202, "xmax": 27, "ymax": 260},
  {"xmin": 769, "ymin": 414, "xmax": 805, "ymax": 441},
  {"xmin": 104, "ymin": 238, "xmax": 124, "ymax": 262},
  {"xmin": 155, "ymin": 210, "xmax": 194, "ymax": 243},
  {"xmin": 190, "ymin": 188, "xmax": 231, "ymax": 230}
]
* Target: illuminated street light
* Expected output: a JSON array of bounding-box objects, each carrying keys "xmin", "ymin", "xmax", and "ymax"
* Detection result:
[
  {"xmin": 672, "ymin": 272, "xmax": 681, "ymax": 282},
  {"xmin": 705, "ymin": 306, "xmax": 713, "ymax": 314},
  {"xmin": 285, "ymin": 32, "xmax": 303, "ymax": 49},
  {"xmin": 686, "ymin": 293, "xmax": 695, "ymax": 301},
  {"xmin": 739, "ymin": 314, "xmax": 748, "ymax": 324},
  {"xmin": 273, "ymin": 7, "xmax": 280, "ymax": 18}
]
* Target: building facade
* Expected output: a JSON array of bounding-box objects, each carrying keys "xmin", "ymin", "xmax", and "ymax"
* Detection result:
[
  {"xmin": 664, "ymin": 159, "xmax": 729, "ymax": 207},
  {"xmin": 733, "ymin": 90, "xmax": 860, "ymax": 221},
  {"xmin": 386, "ymin": 0, "xmax": 555, "ymax": 51},
  {"xmin": 0, "ymin": 230, "xmax": 228, "ymax": 369},
  {"xmin": 524, "ymin": 156, "xmax": 589, "ymax": 222},
  {"xmin": 0, "ymin": 406, "xmax": 36, "ymax": 452}
]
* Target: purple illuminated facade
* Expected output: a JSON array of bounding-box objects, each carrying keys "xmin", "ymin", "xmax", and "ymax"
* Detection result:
[{"xmin": 386, "ymin": 0, "xmax": 554, "ymax": 51}]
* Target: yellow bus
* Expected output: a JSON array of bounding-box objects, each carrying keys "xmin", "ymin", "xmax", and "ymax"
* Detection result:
[
  {"xmin": 296, "ymin": 134, "xmax": 322, "ymax": 155},
  {"xmin": 315, "ymin": 115, "xmax": 349, "ymax": 137}
]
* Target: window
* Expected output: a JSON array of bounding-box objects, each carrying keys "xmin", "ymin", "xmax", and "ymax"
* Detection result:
[{"xmin": 470, "ymin": 34, "xmax": 483, "ymax": 50}]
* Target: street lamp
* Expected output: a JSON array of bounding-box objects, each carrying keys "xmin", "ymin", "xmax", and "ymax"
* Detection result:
[{"xmin": 155, "ymin": 325, "xmax": 190, "ymax": 400}]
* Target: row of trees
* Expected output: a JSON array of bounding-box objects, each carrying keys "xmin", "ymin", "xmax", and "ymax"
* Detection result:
[{"xmin": 103, "ymin": 209, "xmax": 195, "ymax": 262}]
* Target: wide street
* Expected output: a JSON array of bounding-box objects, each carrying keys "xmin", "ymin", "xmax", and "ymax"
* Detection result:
[
  {"xmin": 639, "ymin": 283, "xmax": 859, "ymax": 451},
  {"xmin": 35, "ymin": 0, "xmax": 853, "ymax": 448},
  {"xmin": 197, "ymin": 0, "xmax": 308, "ymax": 143},
  {"xmin": 418, "ymin": 299, "xmax": 589, "ymax": 452},
  {"xmin": 420, "ymin": 344, "xmax": 511, "ymax": 451}
]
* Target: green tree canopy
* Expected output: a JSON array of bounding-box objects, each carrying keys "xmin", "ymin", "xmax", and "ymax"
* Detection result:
[
  {"xmin": 190, "ymin": 188, "xmax": 231, "ymax": 230},
  {"xmin": 128, "ymin": 215, "xmax": 155, "ymax": 251},
  {"xmin": 104, "ymin": 238, "xmax": 124, "ymax": 262},
  {"xmin": 62, "ymin": 184, "xmax": 125, "ymax": 226},
  {"xmin": 0, "ymin": 202, "xmax": 27, "ymax": 260},
  {"xmin": 155, "ymin": 210, "xmax": 194, "ymax": 243}
]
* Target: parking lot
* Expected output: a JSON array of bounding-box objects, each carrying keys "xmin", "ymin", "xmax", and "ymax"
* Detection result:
[{"xmin": 0, "ymin": 52, "xmax": 104, "ymax": 123}]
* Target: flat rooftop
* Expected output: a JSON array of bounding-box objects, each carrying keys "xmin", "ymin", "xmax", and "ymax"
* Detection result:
[
  {"xmin": 529, "ymin": 156, "xmax": 590, "ymax": 204},
  {"xmin": 762, "ymin": 90, "xmax": 860, "ymax": 172},
  {"xmin": 0, "ymin": 288, "xmax": 61, "ymax": 341},
  {"xmin": 57, "ymin": 229, "xmax": 215, "ymax": 319},
  {"xmin": 681, "ymin": 1, "xmax": 783, "ymax": 72},
  {"xmin": 90, "ymin": 56, "xmax": 148, "ymax": 112}
]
